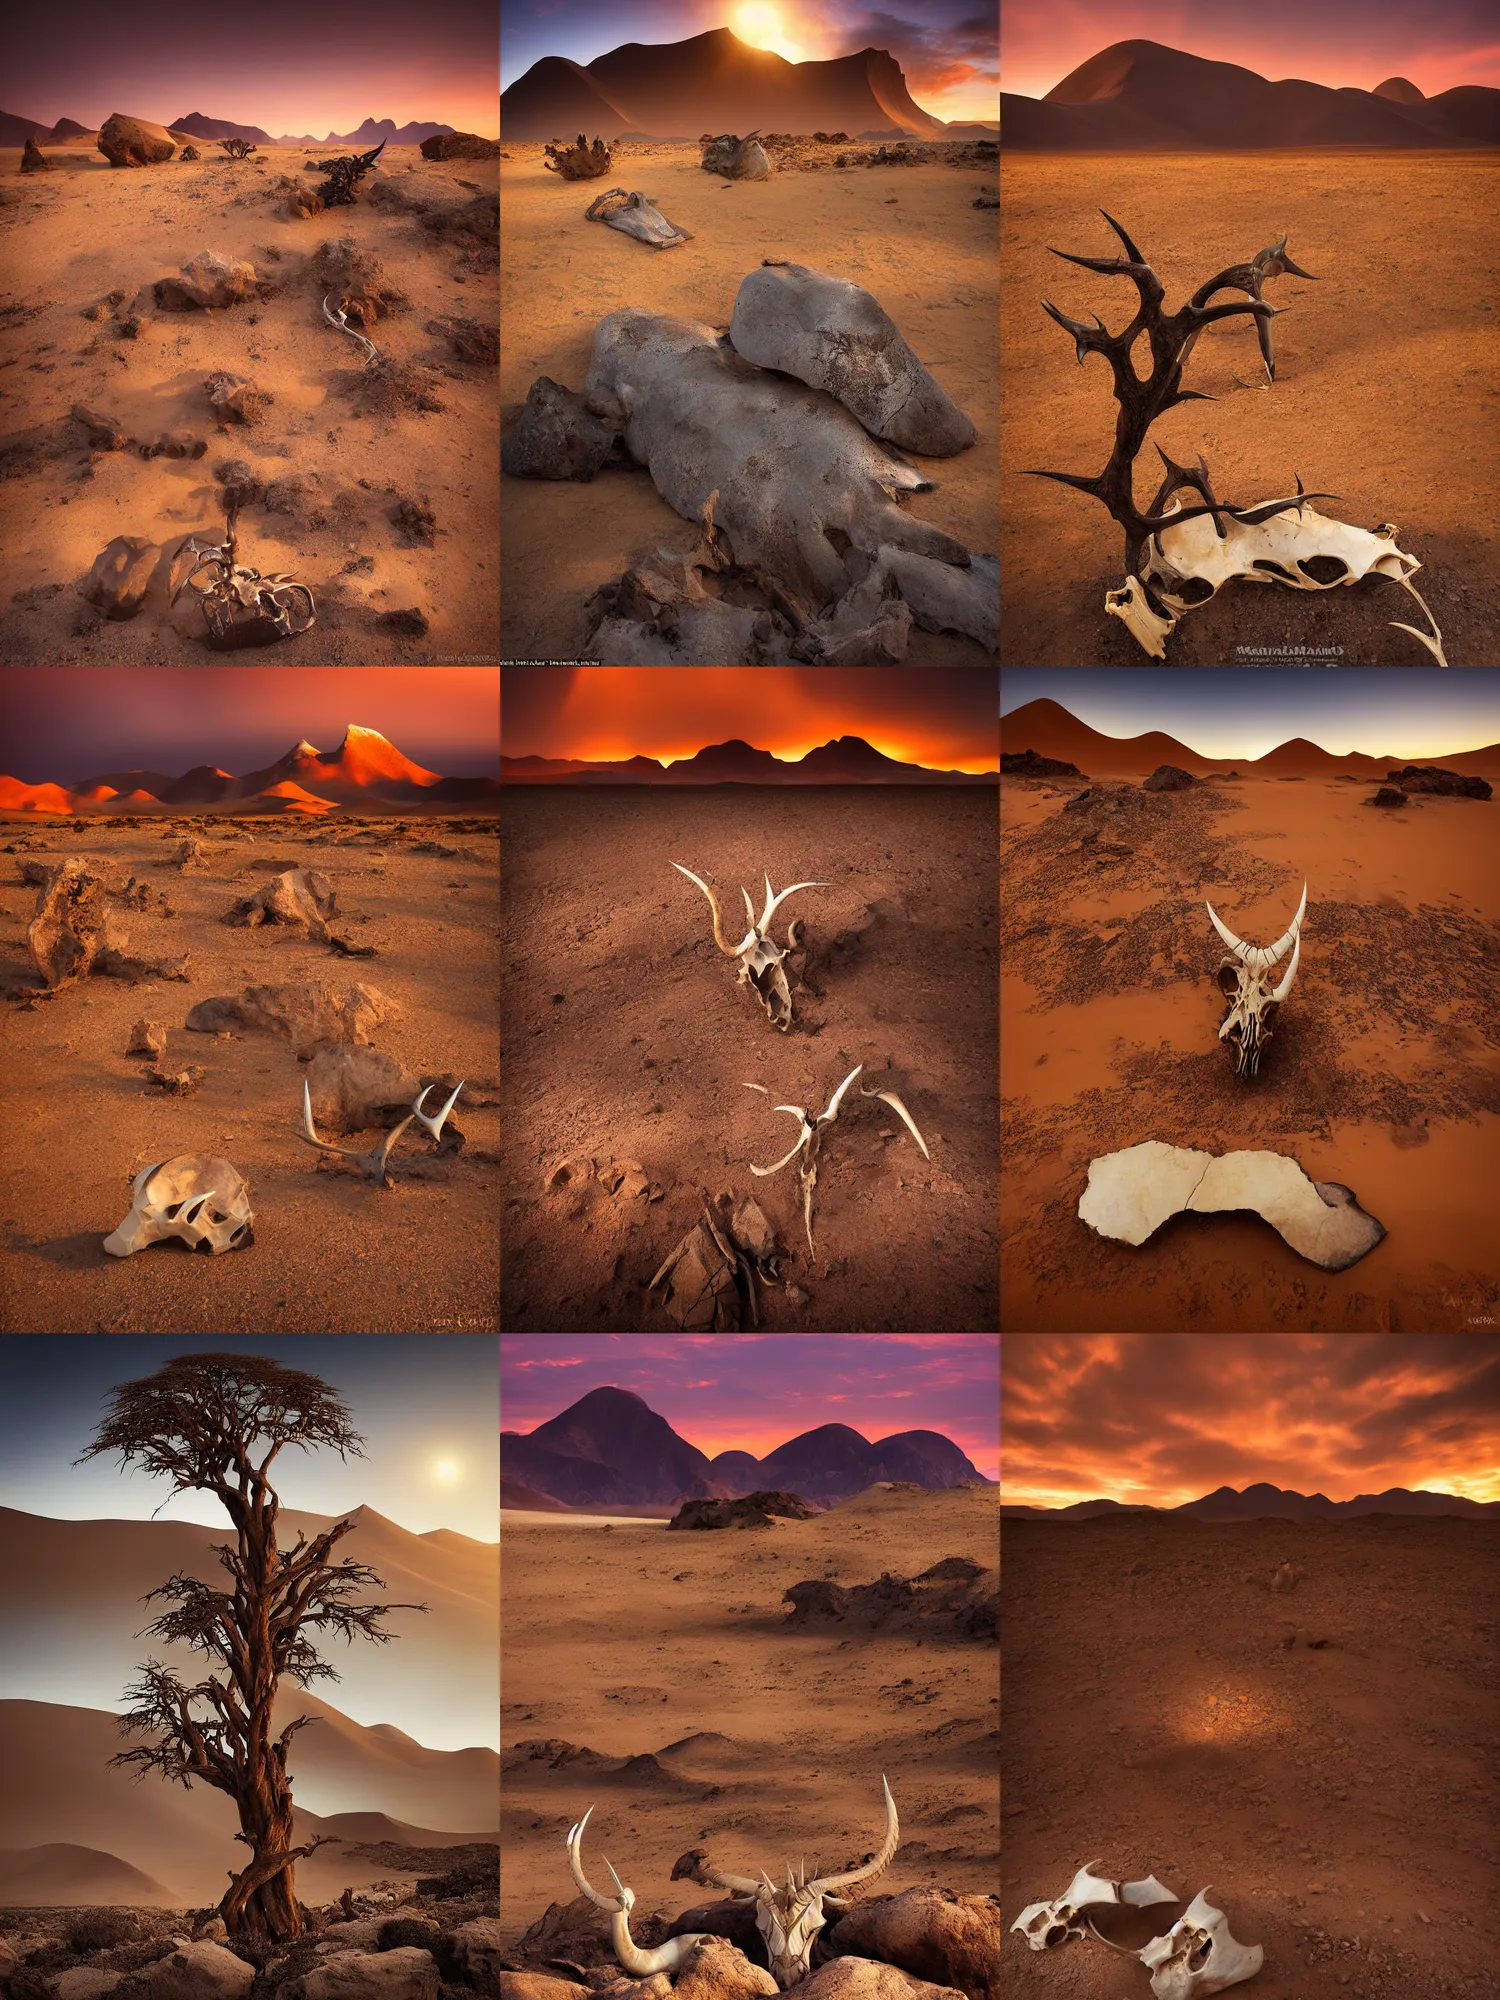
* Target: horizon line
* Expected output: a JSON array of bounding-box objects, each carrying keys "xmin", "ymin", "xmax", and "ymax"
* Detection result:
[{"xmin": 1001, "ymin": 697, "xmax": 1499, "ymax": 764}]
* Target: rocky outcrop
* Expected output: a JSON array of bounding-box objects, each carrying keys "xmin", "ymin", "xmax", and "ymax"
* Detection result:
[
  {"xmin": 21, "ymin": 135, "xmax": 56, "ymax": 171},
  {"xmin": 823, "ymin": 1894, "xmax": 1003, "ymax": 2000},
  {"xmin": 156, "ymin": 251, "xmax": 262, "ymax": 309},
  {"xmin": 27, "ymin": 859, "xmax": 123, "ymax": 985},
  {"xmin": 1367, "ymin": 786, "xmax": 1407, "ymax": 809},
  {"xmin": 85, "ymin": 535, "xmax": 157, "ymax": 618},
  {"xmin": 1142, "ymin": 764, "xmax": 1195, "ymax": 791},
  {"xmin": 1386, "ymin": 764, "xmax": 1492, "ymax": 800},
  {"xmin": 98, "ymin": 112, "xmax": 177, "ymax": 166},
  {"xmin": 783, "ymin": 1558, "xmax": 996, "ymax": 1642},
  {"xmin": 1000, "ymin": 751, "xmax": 1083, "ymax": 779},
  {"xmin": 185, "ymin": 979, "xmax": 400, "ymax": 1055},
  {"xmin": 668, "ymin": 1490, "xmax": 817, "ymax": 1530},
  {"xmin": 421, "ymin": 131, "xmax": 500, "ymax": 159},
  {"xmin": 222, "ymin": 866, "xmax": 337, "ymax": 937}
]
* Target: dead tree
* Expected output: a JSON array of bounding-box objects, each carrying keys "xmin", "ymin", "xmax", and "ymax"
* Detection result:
[
  {"xmin": 78, "ymin": 1352, "xmax": 426, "ymax": 1942},
  {"xmin": 218, "ymin": 137, "xmax": 257, "ymax": 159}
]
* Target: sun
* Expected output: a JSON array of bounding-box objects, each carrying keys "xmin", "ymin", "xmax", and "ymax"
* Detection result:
[
  {"xmin": 433, "ymin": 1459, "xmax": 460, "ymax": 1484},
  {"xmin": 731, "ymin": 3, "xmax": 804, "ymax": 62}
]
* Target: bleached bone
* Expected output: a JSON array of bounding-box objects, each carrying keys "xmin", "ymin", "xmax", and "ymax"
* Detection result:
[
  {"xmin": 584, "ymin": 186, "xmax": 694, "ymax": 248},
  {"xmin": 411, "ymin": 1079, "xmax": 464, "ymax": 1142},
  {"xmin": 321, "ymin": 292, "xmax": 379, "ymax": 366},
  {"xmin": 567, "ymin": 1805, "xmax": 711, "ymax": 1975},
  {"xmin": 745, "ymin": 1066, "xmax": 929, "ymax": 1257},
  {"xmin": 1011, "ymin": 1861, "xmax": 1179, "ymax": 1952},
  {"xmin": 858, "ymin": 1082, "xmax": 930, "ymax": 1160},
  {"xmin": 692, "ymin": 1776, "xmax": 900, "ymax": 1986},
  {"xmin": 1207, "ymin": 882, "xmax": 1305, "ymax": 1077},
  {"xmin": 673, "ymin": 862, "xmax": 825, "ymax": 1031},
  {"xmin": 297, "ymin": 1078, "xmax": 414, "ymax": 1189},
  {"xmin": 1137, "ymin": 1888, "xmax": 1264, "ymax": 1998},
  {"xmin": 103, "ymin": 1154, "xmax": 254, "ymax": 1258}
]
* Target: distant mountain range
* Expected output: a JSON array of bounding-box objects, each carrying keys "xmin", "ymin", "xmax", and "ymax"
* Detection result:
[
  {"xmin": 501, "ymin": 26, "xmax": 997, "ymax": 140},
  {"xmin": 170, "ymin": 110, "xmax": 276, "ymax": 145},
  {"xmin": 0, "ymin": 725, "xmax": 500, "ymax": 816},
  {"xmin": 503, "ymin": 1386, "xmax": 995, "ymax": 1508},
  {"xmin": 501, "ymin": 735, "xmax": 997, "ymax": 786},
  {"xmin": 1001, "ymin": 698, "xmax": 1500, "ymax": 781},
  {"xmin": 274, "ymin": 117, "xmax": 459, "ymax": 147},
  {"xmin": 0, "ymin": 109, "xmax": 463, "ymax": 147},
  {"xmin": 1002, "ymin": 1482, "xmax": 1500, "ymax": 1521},
  {"xmin": 1004, "ymin": 40, "xmax": 1500, "ymax": 147}
]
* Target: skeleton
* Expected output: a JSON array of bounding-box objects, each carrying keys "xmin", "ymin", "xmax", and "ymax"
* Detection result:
[
  {"xmin": 322, "ymin": 292, "xmax": 380, "ymax": 365},
  {"xmin": 745, "ymin": 1065, "xmax": 929, "ymax": 1257},
  {"xmin": 570, "ymin": 1778, "xmax": 900, "ymax": 1988},
  {"xmin": 315, "ymin": 139, "xmax": 385, "ymax": 207},
  {"xmin": 296, "ymin": 1077, "xmax": 465, "ymax": 1188},
  {"xmin": 1206, "ymin": 882, "xmax": 1305, "ymax": 1078},
  {"xmin": 1025, "ymin": 213, "xmax": 1447, "ymax": 665},
  {"xmin": 171, "ymin": 497, "xmax": 316, "ymax": 649},
  {"xmin": 1014, "ymin": 1870, "xmax": 1263, "ymax": 1998},
  {"xmin": 672, "ymin": 862, "xmax": 825, "ymax": 1030},
  {"xmin": 1011, "ymin": 1861, "xmax": 1178, "ymax": 1951},
  {"xmin": 103, "ymin": 1155, "xmax": 254, "ymax": 1257},
  {"xmin": 584, "ymin": 187, "xmax": 695, "ymax": 248}
]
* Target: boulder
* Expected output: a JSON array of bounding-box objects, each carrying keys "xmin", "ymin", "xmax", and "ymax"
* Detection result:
[
  {"xmin": 1385, "ymin": 763, "xmax": 1492, "ymax": 799},
  {"xmin": 1001, "ymin": 750, "xmax": 1083, "ymax": 779},
  {"xmin": 275, "ymin": 1947, "xmax": 438, "ymax": 1998},
  {"xmin": 823, "ymin": 1892, "xmax": 1004, "ymax": 2000},
  {"xmin": 128, "ymin": 1016, "xmax": 169, "ymax": 1056},
  {"xmin": 204, "ymin": 371, "xmax": 274, "ymax": 425},
  {"xmin": 701, "ymin": 134, "xmax": 771, "ymax": 179},
  {"xmin": 185, "ymin": 980, "xmax": 400, "ymax": 1055},
  {"xmin": 503, "ymin": 377, "xmax": 619, "ymax": 481},
  {"xmin": 499, "ymin": 1979, "xmax": 588, "ymax": 2000},
  {"xmin": 85, "ymin": 535, "xmax": 158, "ymax": 618},
  {"xmin": 222, "ymin": 866, "xmax": 337, "ymax": 937},
  {"xmin": 305, "ymin": 1043, "xmax": 412, "ymax": 1133},
  {"xmin": 795, "ymin": 1959, "xmax": 968, "ymax": 2000},
  {"xmin": 286, "ymin": 180, "xmax": 325, "ymax": 217},
  {"xmin": 72, "ymin": 403, "xmax": 129, "ymax": 449},
  {"xmin": 98, "ymin": 112, "xmax": 178, "ymax": 166},
  {"xmin": 311, "ymin": 237, "xmax": 409, "ymax": 325},
  {"xmin": 447, "ymin": 1918, "xmax": 504, "ymax": 1983},
  {"xmin": 156, "ymin": 251, "xmax": 261, "ymax": 310},
  {"xmin": 1367, "ymin": 786, "xmax": 1408, "ymax": 809},
  {"xmin": 420, "ymin": 131, "xmax": 500, "ymax": 159},
  {"xmin": 21, "ymin": 135, "xmax": 56, "ymax": 172},
  {"xmin": 143, "ymin": 1939, "xmax": 255, "ymax": 1997},
  {"xmin": 180, "ymin": 143, "xmax": 201, "ymax": 160},
  {"xmin": 171, "ymin": 837, "xmax": 211, "ymax": 868},
  {"xmin": 1142, "ymin": 764, "xmax": 1196, "ymax": 791},
  {"xmin": 27, "ymin": 858, "xmax": 124, "ymax": 985},
  {"xmin": 672, "ymin": 1937, "xmax": 779, "ymax": 2000},
  {"xmin": 55, "ymin": 1972, "xmax": 125, "ymax": 1999}
]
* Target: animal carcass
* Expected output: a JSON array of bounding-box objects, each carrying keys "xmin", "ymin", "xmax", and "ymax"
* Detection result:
[{"xmin": 584, "ymin": 186, "xmax": 694, "ymax": 248}]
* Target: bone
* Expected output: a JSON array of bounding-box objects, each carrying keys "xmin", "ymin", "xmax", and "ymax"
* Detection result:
[
  {"xmin": 297, "ymin": 1077, "xmax": 414, "ymax": 1189},
  {"xmin": 701, "ymin": 134, "xmax": 772, "ymax": 180},
  {"xmin": 1139, "ymin": 1889, "xmax": 1263, "ymax": 1998},
  {"xmin": 1078, "ymin": 1141, "xmax": 1386, "ymax": 1271},
  {"xmin": 729, "ymin": 262, "xmax": 976, "ymax": 455},
  {"xmin": 103, "ymin": 1154, "xmax": 253, "ymax": 1258},
  {"xmin": 585, "ymin": 188, "xmax": 694, "ymax": 248}
]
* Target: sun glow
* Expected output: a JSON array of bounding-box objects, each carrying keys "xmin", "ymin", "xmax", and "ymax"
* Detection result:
[
  {"xmin": 434, "ymin": 1459, "xmax": 460, "ymax": 1484},
  {"xmin": 731, "ymin": 5, "xmax": 805, "ymax": 62}
]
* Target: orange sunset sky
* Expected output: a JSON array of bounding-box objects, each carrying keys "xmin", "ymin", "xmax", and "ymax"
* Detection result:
[
  {"xmin": 499, "ymin": 667, "xmax": 1000, "ymax": 773},
  {"xmin": 1004, "ymin": 1335, "xmax": 1500, "ymax": 1509}
]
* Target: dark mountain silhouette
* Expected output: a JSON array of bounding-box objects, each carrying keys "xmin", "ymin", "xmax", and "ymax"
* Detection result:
[
  {"xmin": 501, "ymin": 27, "xmax": 956, "ymax": 141},
  {"xmin": 0, "ymin": 109, "xmax": 58, "ymax": 145},
  {"xmin": 48, "ymin": 117, "xmax": 90, "ymax": 139},
  {"xmin": 500, "ymin": 736, "xmax": 996, "ymax": 785},
  {"xmin": 169, "ymin": 112, "xmax": 276, "ymax": 144},
  {"xmin": 502, "ymin": 1387, "xmax": 993, "ymax": 1508},
  {"xmin": 1003, "ymin": 40, "xmax": 1500, "ymax": 148},
  {"xmin": 1005, "ymin": 1483, "xmax": 1500, "ymax": 1521}
]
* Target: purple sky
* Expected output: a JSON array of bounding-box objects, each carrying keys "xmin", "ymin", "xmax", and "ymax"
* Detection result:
[{"xmin": 500, "ymin": 1335, "xmax": 999, "ymax": 1478}]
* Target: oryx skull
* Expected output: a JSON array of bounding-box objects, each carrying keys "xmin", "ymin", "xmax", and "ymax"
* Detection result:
[
  {"xmin": 1206, "ymin": 881, "xmax": 1305, "ymax": 1078},
  {"xmin": 1011, "ymin": 1861, "xmax": 1178, "ymax": 1952},
  {"xmin": 1136, "ymin": 1889, "xmax": 1265, "ymax": 1998},
  {"xmin": 102, "ymin": 1155, "xmax": 254, "ymax": 1257},
  {"xmin": 673, "ymin": 862, "xmax": 825, "ymax": 1031}
]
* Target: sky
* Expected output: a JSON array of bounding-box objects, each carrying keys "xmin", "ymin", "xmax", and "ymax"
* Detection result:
[
  {"xmin": 0, "ymin": 1337, "xmax": 499, "ymax": 1540},
  {"xmin": 1000, "ymin": 668, "xmax": 1500, "ymax": 762},
  {"xmin": 999, "ymin": 0, "xmax": 1500, "ymax": 100},
  {"xmin": 501, "ymin": 1333, "xmax": 999, "ymax": 1477},
  {"xmin": 1003, "ymin": 1334, "xmax": 1500, "ymax": 1509},
  {"xmin": 501, "ymin": 0, "xmax": 1000, "ymax": 123},
  {"xmin": 501, "ymin": 667, "xmax": 1000, "ymax": 771},
  {"xmin": 0, "ymin": 668, "xmax": 500, "ymax": 784},
  {"xmin": 0, "ymin": 0, "xmax": 498, "ymax": 137}
]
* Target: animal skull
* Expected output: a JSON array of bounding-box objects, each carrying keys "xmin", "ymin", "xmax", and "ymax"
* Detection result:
[
  {"xmin": 1137, "ymin": 1889, "xmax": 1265, "ymax": 1998},
  {"xmin": 1207, "ymin": 882, "xmax": 1306, "ymax": 1078},
  {"xmin": 1011, "ymin": 1861, "xmax": 1178, "ymax": 1952},
  {"xmin": 673, "ymin": 862, "xmax": 825, "ymax": 1030},
  {"xmin": 102, "ymin": 1155, "xmax": 254, "ymax": 1257}
]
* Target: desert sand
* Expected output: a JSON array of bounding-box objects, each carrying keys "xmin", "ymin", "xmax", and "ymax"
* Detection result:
[
  {"xmin": 1002, "ymin": 1513, "xmax": 1499, "ymax": 1999},
  {"xmin": 500, "ymin": 142, "xmax": 997, "ymax": 664},
  {"xmin": 0, "ymin": 138, "xmax": 498, "ymax": 664},
  {"xmin": 1000, "ymin": 151, "xmax": 1500, "ymax": 665},
  {"xmin": 500, "ymin": 787, "xmax": 1000, "ymax": 1330},
  {"xmin": 0, "ymin": 816, "xmax": 500, "ymax": 1331},
  {"xmin": 1000, "ymin": 748, "xmax": 1500, "ymax": 1329},
  {"xmin": 499, "ymin": 1483, "xmax": 999, "ymax": 1950}
]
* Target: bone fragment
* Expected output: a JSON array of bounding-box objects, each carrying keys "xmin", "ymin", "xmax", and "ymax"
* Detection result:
[
  {"xmin": 1079, "ymin": 1141, "xmax": 1385, "ymax": 1271},
  {"xmin": 584, "ymin": 187, "xmax": 694, "ymax": 248}
]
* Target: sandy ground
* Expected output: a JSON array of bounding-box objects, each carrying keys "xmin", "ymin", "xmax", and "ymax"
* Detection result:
[
  {"xmin": 1001, "ymin": 1514, "xmax": 1499, "ymax": 1999},
  {"xmin": 0, "ymin": 140, "xmax": 498, "ymax": 664},
  {"xmin": 999, "ymin": 770, "xmax": 1500, "ymax": 1331},
  {"xmin": 500, "ymin": 787, "xmax": 1000, "ymax": 1330},
  {"xmin": 500, "ymin": 141, "xmax": 997, "ymax": 664},
  {"xmin": 1000, "ymin": 152, "xmax": 1500, "ymax": 666},
  {"xmin": 0, "ymin": 815, "xmax": 500, "ymax": 1331},
  {"xmin": 500, "ymin": 1483, "xmax": 999, "ymax": 1948}
]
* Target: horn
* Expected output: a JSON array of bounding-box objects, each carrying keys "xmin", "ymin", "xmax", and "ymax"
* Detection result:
[
  {"xmin": 1269, "ymin": 926, "xmax": 1301, "ymax": 1003},
  {"xmin": 673, "ymin": 863, "xmax": 743, "ymax": 956},
  {"xmin": 807, "ymin": 1775, "xmax": 900, "ymax": 1893}
]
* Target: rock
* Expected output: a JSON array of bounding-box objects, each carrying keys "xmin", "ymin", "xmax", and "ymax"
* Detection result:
[
  {"xmin": 1001, "ymin": 750, "xmax": 1083, "ymax": 779},
  {"xmin": 85, "ymin": 535, "xmax": 158, "ymax": 618},
  {"xmin": 1142, "ymin": 764, "xmax": 1196, "ymax": 791},
  {"xmin": 342, "ymin": 356, "xmax": 447, "ymax": 418},
  {"xmin": 377, "ymin": 607, "xmax": 430, "ymax": 637},
  {"xmin": 54, "ymin": 1972, "xmax": 125, "ymax": 1999},
  {"xmin": 155, "ymin": 250, "xmax": 260, "ymax": 309},
  {"xmin": 171, "ymin": 837, "xmax": 211, "ymax": 868},
  {"xmin": 672, "ymin": 1937, "xmax": 779, "ymax": 2000},
  {"xmin": 180, "ymin": 143, "xmax": 201, "ymax": 160},
  {"xmin": 669, "ymin": 1491, "xmax": 815, "ymax": 1530},
  {"xmin": 1385, "ymin": 763, "xmax": 1491, "ymax": 799},
  {"xmin": 499, "ymin": 1978, "xmax": 588, "ymax": 2000},
  {"xmin": 502, "ymin": 377, "xmax": 619, "ymax": 481},
  {"xmin": 21, "ymin": 135, "xmax": 56, "ymax": 172},
  {"xmin": 143, "ymin": 1939, "xmax": 255, "ymax": 1997},
  {"xmin": 311, "ymin": 237, "xmax": 409, "ymax": 324},
  {"xmin": 223, "ymin": 867, "xmax": 337, "ymax": 936},
  {"xmin": 1367, "ymin": 786, "xmax": 1408, "ymax": 808},
  {"xmin": 286, "ymin": 180, "xmax": 326, "ymax": 217},
  {"xmin": 98, "ymin": 112, "xmax": 178, "ymax": 167},
  {"xmin": 388, "ymin": 495, "xmax": 436, "ymax": 545},
  {"xmin": 425, "ymin": 314, "xmax": 498, "ymax": 364},
  {"xmin": 185, "ymin": 980, "xmax": 401, "ymax": 1055},
  {"xmin": 700, "ymin": 134, "xmax": 772, "ymax": 179},
  {"xmin": 28, "ymin": 858, "xmax": 124, "ymax": 985},
  {"xmin": 204, "ymin": 371, "xmax": 274, "ymax": 425},
  {"xmin": 794, "ymin": 1958, "xmax": 968, "ymax": 2000},
  {"xmin": 822, "ymin": 1893, "xmax": 1004, "ymax": 2000},
  {"xmin": 421, "ymin": 131, "xmax": 500, "ymax": 159},
  {"xmin": 146, "ymin": 1064, "xmax": 205, "ymax": 1095},
  {"xmin": 306, "ymin": 1043, "xmax": 412, "ymax": 1133},
  {"xmin": 212, "ymin": 458, "xmax": 264, "ymax": 507},
  {"xmin": 275, "ymin": 1947, "xmax": 438, "ymax": 1998},
  {"xmin": 194, "ymin": 1919, "xmax": 230, "ymax": 1942},
  {"xmin": 128, "ymin": 1016, "xmax": 168, "ymax": 1056},
  {"xmin": 447, "ymin": 1918, "xmax": 504, "ymax": 1983},
  {"xmin": 71, "ymin": 403, "xmax": 129, "ymax": 449}
]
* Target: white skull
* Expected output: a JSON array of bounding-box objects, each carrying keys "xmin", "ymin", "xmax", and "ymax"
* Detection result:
[
  {"xmin": 1207, "ymin": 883, "xmax": 1306, "ymax": 1079},
  {"xmin": 103, "ymin": 1154, "xmax": 254, "ymax": 1257},
  {"xmin": 1011, "ymin": 1861, "xmax": 1177, "ymax": 1951},
  {"xmin": 1140, "ymin": 1889, "xmax": 1265, "ymax": 1998}
]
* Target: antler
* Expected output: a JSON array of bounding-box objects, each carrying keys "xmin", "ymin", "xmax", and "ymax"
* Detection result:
[
  {"xmin": 1025, "ymin": 212, "xmax": 1335, "ymax": 580},
  {"xmin": 411, "ymin": 1080, "xmax": 464, "ymax": 1142},
  {"xmin": 296, "ymin": 1078, "xmax": 415, "ymax": 1189}
]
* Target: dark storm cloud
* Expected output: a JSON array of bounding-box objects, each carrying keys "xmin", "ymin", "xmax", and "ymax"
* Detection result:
[
  {"xmin": 829, "ymin": 4, "xmax": 998, "ymax": 87},
  {"xmin": 1003, "ymin": 1335, "xmax": 1500, "ymax": 1507}
]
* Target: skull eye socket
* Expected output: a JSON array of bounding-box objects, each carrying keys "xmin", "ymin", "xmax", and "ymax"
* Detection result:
[{"xmin": 1217, "ymin": 964, "xmax": 1240, "ymax": 998}]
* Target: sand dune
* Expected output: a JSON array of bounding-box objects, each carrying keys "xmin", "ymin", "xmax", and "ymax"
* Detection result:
[{"xmin": 0, "ymin": 1843, "xmax": 172, "ymax": 1908}]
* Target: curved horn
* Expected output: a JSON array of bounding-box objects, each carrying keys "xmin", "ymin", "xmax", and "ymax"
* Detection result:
[
  {"xmin": 759, "ymin": 874, "xmax": 828, "ymax": 932},
  {"xmin": 1205, "ymin": 898, "xmax": 1251, "ymax": 963},
  {"xmin": 568, "ymin": 1805, "xmax": 711, "ymax": 1973},
  {"xmin": 807, "ymin": 1775, "xmax": 900, "ymax": 1893},
  {"xmin": 742, "ymin": 885, "xmax": 757, "ymax": 932},
  {"xmin": 861, "ymin": 1085, "xmax": 930, "ymax": 1160},
  {"xmin": 673, "ymin": 863, "xmax": 743, "ymax": 956},
  {"xmin": 1269, "ymin": 925, "xmax": 1301, "ymax": 1003},
  {"xmin": 567, "ymin": 1805, "xmax": 623, "ymax": 1913},
  {"xmin": 297, "ymin": 1078, "xmax": 363, "ymax": 1159},
  {"xmin": 818, "ymin": 1065, "xmax": 864, "ymax": 1126},
  {"xmin": 412, "ymin": 1080, "xmax": 464, "ymax": 1141},
  {"xmin": 1207, "ymin": 881, "xmax": 1306, "ymax": 972},
  {"xmin": 702, "ymin": 1861, "xmax": 762, "ymax": 1894}
]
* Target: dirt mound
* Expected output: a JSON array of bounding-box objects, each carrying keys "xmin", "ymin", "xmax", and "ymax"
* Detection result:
[
  {"xmin": 667, "ymin": 1490, "xmax": 816, "ymax": 1530},
  {"xmin": 783, "ymin": 1560, "xmax": 996, "ymax": 1640}
]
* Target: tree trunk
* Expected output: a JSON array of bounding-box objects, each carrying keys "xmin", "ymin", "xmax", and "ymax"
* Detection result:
[{"xmin": 220, "ymin": 1782, "xmax": 305, "ymax": 1939}]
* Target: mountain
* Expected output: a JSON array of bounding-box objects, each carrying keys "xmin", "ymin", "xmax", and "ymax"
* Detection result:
[
  {"xmin": 293, "ymin": 118, "xmax": 458, "ymax": 147},
  {"xmin": 231, "ymin": 725, "xmax": 443, "ymax": 800},
  {"xmin": 0, "ymin": 109, "xmax": 57, "ymax": 144},
  {"xmin": 0, "ymin": 1842, "xmax": 172, "ymax": 1907},
  {"xmin": 500, "ymin": 1477, "xmax": 571, "ymax": 1512},
  {"xmin": 169, "ymin": 111, "xmax": 275, "ymax": 144},
  {"xmin": 48, "ymin": 117, "xmax": 90, "ymax": 139},
  {"xmin": 499, "ymin": 735, "xmax": 996, "ymax": 785},
  {"xmin": 1001, "ymin": 1498, "xmax": 1156, "ymax": 1519},
  {"xmin": 503, "ymin": 1386, "xmax": 993, "ymax": 1508},
  {"xmin": 501, "ymin": 27, "xmax": 957, "ymax": 140},
  {"xmin": 0, "ymin": 776, "xmax": 75, "ymax": 814},
  {"xmin": 1007, "ymin": 1484, "xmax": 1500, "ymax": 1522},
  {"xmin": 1000, "ymin": 698, "xmax": 1500, "ymax": 779},
  {"xmin": 1004, "ymin": 40, "xmax": 1500, "ymax": 147}
]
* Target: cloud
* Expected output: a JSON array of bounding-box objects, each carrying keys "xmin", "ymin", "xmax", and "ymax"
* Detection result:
[{"xmin": 511, "ymin": 1356, "xmax": 585, "ymax": 1369}]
